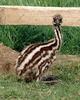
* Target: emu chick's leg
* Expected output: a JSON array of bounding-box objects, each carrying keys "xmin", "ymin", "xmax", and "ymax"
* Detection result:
[{"xmin": 36, "ymin": 64, "xmax": 50, "ymax": 82}]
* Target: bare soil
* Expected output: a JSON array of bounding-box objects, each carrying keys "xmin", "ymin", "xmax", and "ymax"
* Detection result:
[
  {"xmin": 0, "ymin": 43, "xmax": 80, "ymax": 75},
  {"xmin": 0, "ymin": 43, "xmax": 19, "ymax": 74}
]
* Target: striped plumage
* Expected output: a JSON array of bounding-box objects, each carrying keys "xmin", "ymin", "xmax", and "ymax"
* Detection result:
[{"xmin": 15, "ymin": 15, "xmax": 63, "ymax": 82}]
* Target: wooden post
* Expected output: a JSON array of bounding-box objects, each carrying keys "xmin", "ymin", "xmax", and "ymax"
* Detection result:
[{"xmin": 0, "ymin": 6, "xmax": 80, "ymax": 26}]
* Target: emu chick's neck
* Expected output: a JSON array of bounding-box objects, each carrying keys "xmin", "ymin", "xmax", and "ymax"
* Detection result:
[{"xmin": 53, "ymin": 25, "xmax": 62, "ymax": 50}]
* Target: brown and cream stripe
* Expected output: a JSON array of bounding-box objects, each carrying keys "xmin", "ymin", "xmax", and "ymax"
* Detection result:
[{"xmin": 15, "ymin": 15, "xmax": 63, "ymax": 81}]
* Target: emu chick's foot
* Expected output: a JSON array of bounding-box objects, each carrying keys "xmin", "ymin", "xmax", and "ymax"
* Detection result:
[{"xmin": 41, "ymin": 75, "xmax": 59, "ymax": 85}]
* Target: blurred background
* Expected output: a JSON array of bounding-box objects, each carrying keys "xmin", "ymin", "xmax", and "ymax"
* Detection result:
[{"xmin": 0, "ymin": 0, "xmax": 80, "ymax": 55}]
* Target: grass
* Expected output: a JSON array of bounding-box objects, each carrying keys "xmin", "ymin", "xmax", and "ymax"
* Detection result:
[
  {"xmin": 0, "ymin": 0, "xmax": 80, "ymax": 7},
  {"xmin": 0, "ymin": 26, "xmax": 80, "ymax": 54},
  {"xmin": 0, "ymin": 65, "xmax": 80, "ymax": 100}
]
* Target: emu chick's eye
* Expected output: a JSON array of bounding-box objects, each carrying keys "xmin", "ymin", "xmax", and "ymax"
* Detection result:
[
  {"xmin": 59, "ymin": 19, "xmax": 62, "ymax": 23},
  {"xmin": 53, "ymin": 18, "xmax": 56, "ymax": 22}
]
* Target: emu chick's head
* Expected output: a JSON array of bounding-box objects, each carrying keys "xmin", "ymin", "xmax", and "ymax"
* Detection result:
[{"xmin": 53, "ymin": 14, "xmax": 63, "ymax": 26}]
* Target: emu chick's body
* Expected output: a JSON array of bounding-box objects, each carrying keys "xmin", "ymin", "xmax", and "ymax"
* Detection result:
[{"xmin": 15, "ymin": 15, "xmax": 63, "ymax": 82}]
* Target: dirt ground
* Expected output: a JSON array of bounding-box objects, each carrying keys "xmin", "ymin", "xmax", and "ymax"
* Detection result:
[
  {"xmin": 0, "ymin": 43, "xmax": 80, "ymax": 75},
  {"xmin": 0, "ymin": 43, "xmax": 19, "ymax": 74}
]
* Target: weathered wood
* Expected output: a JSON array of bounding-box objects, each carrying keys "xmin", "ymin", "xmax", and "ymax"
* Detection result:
[{"xmin": 0, "ymin": 6, "xmax": 80, "ymax": 26}]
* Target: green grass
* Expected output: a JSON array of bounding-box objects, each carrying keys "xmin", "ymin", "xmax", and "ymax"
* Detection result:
[
  {"xmin": 0, "ymin": 0, "xmax": 80, "ymax": 7},
  {"xmin": 0, "ymin": 26, "xmax": 80, "ymax": 54},
  {"xmin": 0, "ymin": 65, "xmax": 80, "ymax": 100}
]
